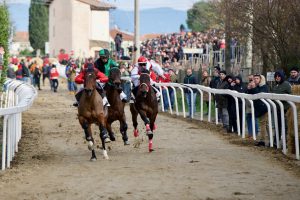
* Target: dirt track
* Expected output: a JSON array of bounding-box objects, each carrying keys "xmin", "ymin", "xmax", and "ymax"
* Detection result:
[{"xmin": 0, "ymin": 79, "xmax": 300, "ymax": 200}]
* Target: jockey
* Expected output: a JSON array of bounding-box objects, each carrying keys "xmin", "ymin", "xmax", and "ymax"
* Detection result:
[
  {"xmin": 73, "ymin": 63, "xmax": 109, "ymax": 107},
  {"xmin": 130, "ymin": 56, "xmax": 165, "ymax": 101},
  {"xmin": 95, "ymin": 49, "xmax": 127, "ymax": 102}
]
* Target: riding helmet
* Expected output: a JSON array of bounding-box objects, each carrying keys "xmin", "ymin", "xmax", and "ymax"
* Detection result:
[{"xmin": 99, "ymin": 49, "xmax": 110, "ymax": 58}]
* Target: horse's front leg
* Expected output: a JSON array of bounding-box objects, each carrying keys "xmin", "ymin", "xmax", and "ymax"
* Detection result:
[
  {"xmin": 120, "ymin": 116, "xmax": 130, "ymax": 145},
  {"xmin": 99, "ymin": 117, "xmax": 109, "ymax": 159},
  {"xmin": 79, "ymin": 118, "xmax": 97, "ymax": 161},
  {"xmin": 130, "ymin": 103, "xmax": 139, "ymax": 138},
  {"xmin": 148, "ymin": 113, "xmax": 158, "ymax": 152},
  {"xmin": 106, "ymin": 118, "xmax": 116, "ymax": 142},
  {"xmin": 138, "ymin": 110, "xmax": 151, "ymax": 135}
]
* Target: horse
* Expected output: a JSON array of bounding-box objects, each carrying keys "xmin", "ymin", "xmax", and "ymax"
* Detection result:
[
  {"xmin": 130, "ymin": 69, "xmax": 158, "ymax": 152},
  {"xmin": 77, "ymin": 68, "xmax": 109, "ymax": 161},
  {"xmin": 105, "ymin": 67, "xmax": 130, "ymax": 145}
]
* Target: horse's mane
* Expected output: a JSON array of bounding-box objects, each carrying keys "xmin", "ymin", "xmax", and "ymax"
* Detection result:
[{"xmin": 140, "ymin": 68, "xmax": 150, "ymax": 74}]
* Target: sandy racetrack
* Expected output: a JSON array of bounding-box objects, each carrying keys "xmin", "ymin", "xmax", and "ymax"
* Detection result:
[{"xmin": 0, "ymin": 79, "xmax": 300, "ymax": 200}]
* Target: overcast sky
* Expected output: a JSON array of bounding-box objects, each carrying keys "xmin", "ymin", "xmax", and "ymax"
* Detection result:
[{"xmin": 2, "ymin": 0, "xmax": 201, "ymax": 11}]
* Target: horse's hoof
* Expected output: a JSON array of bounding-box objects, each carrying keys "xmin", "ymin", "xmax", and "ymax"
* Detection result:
[
  {"xmin": 124, "ymin": 140, "xmax": 130, "ymax": 145},
  {"xmin": 109, "ymin": 133, "xmax": 116, "ymax": 141},
  {"xmin": 104, "ymin": 138, "xmax": 111, "ymax": 143},
  {"xmin": 133, "ymin": 130, "xmax": 139, "ymax": 137},
  {"xmin": 103, "ymin": 150, "xmax": 109, "ymax": 159},
  {"xmin": 90, "ymin": 157, "xmax": 97, "ymax": 162},
  {"xmin": 149, "ymin": 149, "xmax": 154, "ymax": 152}
]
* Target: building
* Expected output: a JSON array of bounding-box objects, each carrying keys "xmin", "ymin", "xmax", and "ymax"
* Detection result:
[
  {"xmin": 10, "ymin": 32, "xmax": 33, "ymax": 55},
  {"xmin": 46, "ymin": 0, "xmax": 115, "ymax": 58}
]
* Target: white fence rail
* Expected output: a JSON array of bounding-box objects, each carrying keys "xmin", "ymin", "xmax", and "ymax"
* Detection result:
[
  {"xmin": 0, "ymin": 79, "xmax": 37, "ymax": 170},
  {"xmin": 155, "ymin": 82, "xmax": 300, "ymax": 160}
]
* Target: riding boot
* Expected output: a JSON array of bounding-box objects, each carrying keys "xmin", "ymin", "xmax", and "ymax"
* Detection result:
[
  {"xmin": 73, "ymin": 89, "xmax": 83, "ymax": 107},
  {"xmin": 97, "ymin": 88, "xmax": 110, "ymax": 107}
]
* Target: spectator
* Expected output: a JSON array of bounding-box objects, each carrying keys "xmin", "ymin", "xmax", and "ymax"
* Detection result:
[
  {"xmin": 232, "ymin": 75, "xmax": 247, "ymax": 132},
  {"xmin": 160, "ymin": 70, "xmax": 172, "ymax": 111},
  {"xmin": 227, "ymin": 75, "xmax": 237, "ymax": 133},
  {"xmin": 287, "ymin": 67, "xmax": 300, "ymax": 85},
  {"xmin": 50, "ymin": 64, "xmax": 59, "ymax": 92},
  {"xmin": 21, "ymin": 59, "xmax": 30, "ymax": 84},
  {"xmin": 42, "ymin": 62, "xmax": 51, "ymax": 87},
  {"xmin": 247, "ymin": 74, "xmax": 269, "ymax": 146},
  {"xmin": 184, "ymin": 68, "xmax": 198, "ymax": 118},
  {"xmin": 0, "ymin": 45, "xmax": 4, "ymax": 68},
  {"xmin": 215, "ymin": 70, "xmax": 230, "ymax": 132},
  {"xmin": 272, "ymin": 70, "xmax": 292, "ymax": 146},
  {"xmin": 32, "ymin": 64, "xmax": 42, "ymax": 90},
  {"xmin": 66, "ymin": 62, "xmax": 78, "ymax": 95},
  {"xmin": 120, "ymin": 64, "xmax": 131, "ymax": 102},
  {"xmin": 201, "ymin": 70, "xmax": 211, "ymax": 115},
  {"xmin": 209, "ymin": 66, "xmax": 221, "ymax": 89},
  {"xmin": 15, "ymin": 62, "xmax": 23, "ymax": 81},
  {"xmin": 114, "ymin": 33, "xmax": 123, "ymax": 59},
  {"xmin": 7, "ymin": 64, "xmax": 16, "ymax": 79}
]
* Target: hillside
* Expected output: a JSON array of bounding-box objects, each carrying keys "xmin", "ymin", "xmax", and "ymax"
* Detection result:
[
  {"xmin": 8, "ymin": 3, "xmax": 187, "ymax": 35},
  {"xmin": 111, "ymin": 7, "xmax": 188, "ymax": 34}
]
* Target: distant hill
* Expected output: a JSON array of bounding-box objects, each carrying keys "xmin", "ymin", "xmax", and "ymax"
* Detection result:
[
  {"xmin": 110, "ymin": 7, "xmax": 188, "ymax": 35},
  {"xmin": 8, "ymin": 4, "xmax": 188, "ymax": 35}
]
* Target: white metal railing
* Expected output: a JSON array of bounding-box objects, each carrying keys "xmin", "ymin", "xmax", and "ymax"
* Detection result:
[
  {"xmin": 155, "ymin": 82, "xmax": 300, "ymax": 160},
  {"xmin": 0, "ymin": 79, "xmax": 37, "ymax": 170}
]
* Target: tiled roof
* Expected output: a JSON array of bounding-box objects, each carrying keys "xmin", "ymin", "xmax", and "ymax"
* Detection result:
[
  {"xmin": 110, "ymin": 28, "xmax": 134, "ymax": 41},
  {"xmin": 140, "ymin": 33, "xmax": 162, "ymax": 41},
  {"xmin": 13, "ymin": 32, "xmax": 29, "ymax": 43}
]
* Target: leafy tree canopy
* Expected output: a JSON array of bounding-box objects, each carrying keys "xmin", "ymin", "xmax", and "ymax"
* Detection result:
[
  {"xmin": 29, "ymin": 0, "xmax": 48, "ymax": 53},
  {"xmin": 187, "ymin": 1, "xmax": 222, "ymax": 32}
]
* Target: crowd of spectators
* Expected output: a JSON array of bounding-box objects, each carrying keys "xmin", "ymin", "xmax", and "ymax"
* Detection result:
[{"xmin": 140, "ymin": 29, "xmax": 227, "ymax": 64}]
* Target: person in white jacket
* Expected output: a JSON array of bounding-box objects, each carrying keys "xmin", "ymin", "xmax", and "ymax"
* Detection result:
[{"xmin": 130, "ymin": 56, "xmax": 165, "ymax": 102}]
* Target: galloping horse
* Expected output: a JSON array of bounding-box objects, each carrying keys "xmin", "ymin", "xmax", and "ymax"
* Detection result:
[
  {"xmin": 77, "ymin": 68, "xmax": 109, "ymax": 161},
  {"xmin": 130, "ymin": 69, "xmax": 158, "ymax": 152},
  {"xmin": 105, "ymin": 67, "xmax": 130, "ymax": 145}
]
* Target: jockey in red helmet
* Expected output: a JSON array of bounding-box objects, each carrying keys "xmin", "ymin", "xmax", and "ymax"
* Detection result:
[{"xmin": 130, "ymin": 56, "xmax": 166, "ymax": 102}]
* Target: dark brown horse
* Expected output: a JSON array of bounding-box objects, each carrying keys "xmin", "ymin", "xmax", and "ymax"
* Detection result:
[
  {"xmin": 77, "ymin": 68, "xmax": 109, "ymax": 161},
  {"xmin": 130, "ymin": 69, "xmax": 158, "ymax": 152},
  {"xmin": 105, "ymin": 67, "xmax": 130, "ymax": 145}
]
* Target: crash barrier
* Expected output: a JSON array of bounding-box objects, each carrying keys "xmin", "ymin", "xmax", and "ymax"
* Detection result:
[
  {"xmin": 155, "ymin": 83, "xmax": 300, "ymax": 160},
  {"xmin": 0, "ymin": 79, "xmax": 37, "ymax": 170}
]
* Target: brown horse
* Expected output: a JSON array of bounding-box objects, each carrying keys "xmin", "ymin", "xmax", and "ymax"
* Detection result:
[
  {"xmin": 130, "ymin": 69, "xmax": 158, "ymax": 152},
  {"xmin": 105, "ymin": 67, "xmax": 130, "ymax": 145},
  {"xmin": 77, "ymin": 68, "xmax": 109, "ymax": 161}
]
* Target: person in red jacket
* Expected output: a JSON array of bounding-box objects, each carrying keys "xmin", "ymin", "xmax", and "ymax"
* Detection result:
[
  {"xmin": 50, "ymin": 64, "xmax": 60, "ymax": 92},
  {"xmin": 73, "ymin": 63, "xmax": 109, "ymax": 107}
]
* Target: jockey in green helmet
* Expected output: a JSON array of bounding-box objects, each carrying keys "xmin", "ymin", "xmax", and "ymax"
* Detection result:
[{"xmin": 95, "ymin": 49, "xmax": 127, "ymax": 103}]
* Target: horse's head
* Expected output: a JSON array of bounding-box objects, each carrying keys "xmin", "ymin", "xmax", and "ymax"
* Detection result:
[
  {"xmin": 139, "ymin": 69, "xmax": 151, "ymax": 98},
  {"xmin": 84, "ymin": 69, "xmax": 97, "ymax": 97},
  {"xmin": 108, "ymin": 67, "xmax": 122, "ymax": 92}
]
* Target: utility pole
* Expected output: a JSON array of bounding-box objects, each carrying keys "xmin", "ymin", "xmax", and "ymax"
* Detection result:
[{"xmin": 134, "ymin": 0, "xmax": 140, "ymax": 63}]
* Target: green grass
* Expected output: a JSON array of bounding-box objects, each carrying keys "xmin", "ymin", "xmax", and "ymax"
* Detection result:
[{"xmin": 167, "ymin": 90, "xmax": 216, "ymax": 117}]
